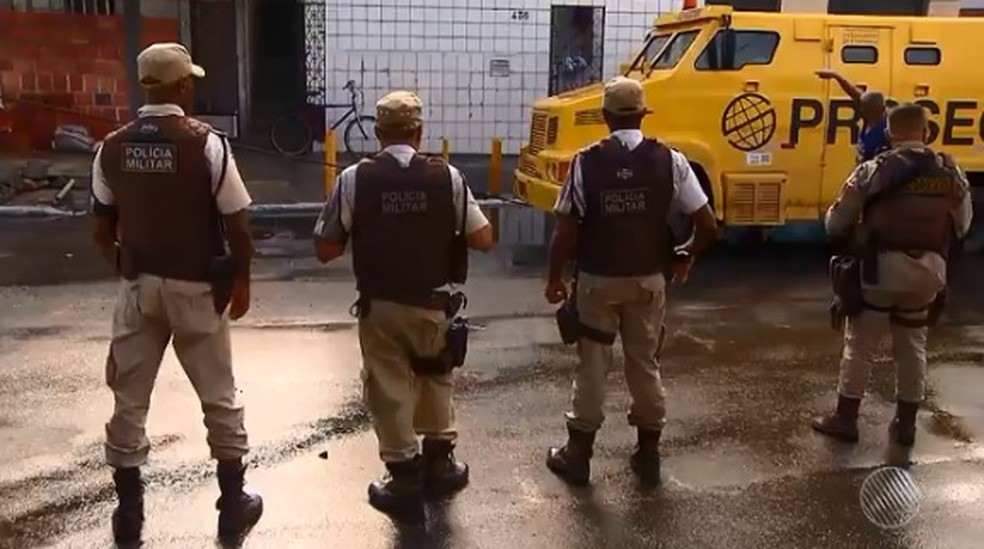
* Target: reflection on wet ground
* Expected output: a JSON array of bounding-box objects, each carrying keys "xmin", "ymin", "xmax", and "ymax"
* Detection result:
[{"xmin": 1, "ymin": 217, "xmax": 983, "ymax": 547}]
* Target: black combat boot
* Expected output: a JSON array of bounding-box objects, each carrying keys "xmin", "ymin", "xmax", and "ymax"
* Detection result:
[
  {"xmin": 889, "ymin": 400, "xmax": 919, "ymax": 447},
  {"xmin": 630, "ymin": 429, "xmax": 662, "ymax": 486},
  {"xmin": 368, "ymin": 456, "xmax": 425, "ymax": 517},
  {"xmin": 422, "ymin": 438, "xmax": 469, "ymax": 497},
  {"xmin": 215, "ymin": 459, "xmax": 264, "ymax": 541},
  {"xmin": 111, "ymin": 467, "xmax": 144, "ymax": 546},
  {"xmin": 546, "ymin": 427, "xmax": 596, "ymax": 486},
  {"xmin": 811, "ymin": 394, "xmax": 861, "ymax": 443}
]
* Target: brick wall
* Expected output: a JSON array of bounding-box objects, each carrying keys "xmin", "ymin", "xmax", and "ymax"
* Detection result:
[{"xmin": 0, "ymin": 9, "xmax": 179, "ymax": 152}]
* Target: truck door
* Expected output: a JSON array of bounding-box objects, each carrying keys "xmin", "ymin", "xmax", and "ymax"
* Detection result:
[{"xmin": 820, "ymin": 26, "xmax": 893, "ymax": 210}]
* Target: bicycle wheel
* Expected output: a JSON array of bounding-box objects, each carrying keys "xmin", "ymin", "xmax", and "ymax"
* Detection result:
[
  {"xmin": 270, "ymin": 113, "xmax": 313, "ymax": 157},
  {"xmin": 343, "ymin": 115, "xmax": 379, "ymax": 158}
]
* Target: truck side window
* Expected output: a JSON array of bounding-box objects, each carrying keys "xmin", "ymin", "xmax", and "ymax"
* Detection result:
[
  {"xmin": 841, "ymin": 45, "xmax": 878, "ymax": 64},
  {"xmin": 905, "ymin": 46, "xmax": 941, "ymax": 65},
  {"xmin": 651, "ymin": 30, "xmax": 699, "ymax": 70},
  {"xmin": 694, "ymin": 30, "xmax": 780, "ymax": 71}
]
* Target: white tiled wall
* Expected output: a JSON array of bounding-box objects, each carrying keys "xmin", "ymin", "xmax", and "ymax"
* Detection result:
[{"xmin": 323, "ymin": 0, "xmax": 687, "ymax": 154}]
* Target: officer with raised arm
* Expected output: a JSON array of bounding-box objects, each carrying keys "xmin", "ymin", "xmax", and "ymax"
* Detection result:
[
  {"xmin": 814, "ymin": 103, "xmax": 972, "ymax": 449},
  {"xmin": 544, "ymin": 76, "xmax": 717, "ymax": 486},
  {"xmin": 89, "ymin": 43, "xmax": 262, "ymax": 544},
  {"xmin": 313, "ymin": 91, "xmax": 494, "ymax": 517}
]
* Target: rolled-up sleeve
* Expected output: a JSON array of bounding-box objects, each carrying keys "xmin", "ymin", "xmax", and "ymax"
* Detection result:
[
  {"xmin": 204, "ymin": 132, "xmax": 252, "ymax": 215},
  {"xmin": 670, "ymin": 150, "xmax": 708, "ymax": 215},
  {"xmin": 89, "ymin": 145, "xmax": 117, "ymax": 216},
  {"xmin": 953, "ymin": 165, "xmax": 974, "ymax": 238},
  {"xmin": 824, "ymin": 163, "xmax": 871, "ymax": 236},
  {"xmin": 313, "ymin": 166, "xmax": 356, "ymax": 242},
  {"xmin": 553, "ymin": 153, "xmax": 584, "ymax": 218},
  {"xmin": 449, "ymin": 165, "xmax": 490, "ymax": 234}
]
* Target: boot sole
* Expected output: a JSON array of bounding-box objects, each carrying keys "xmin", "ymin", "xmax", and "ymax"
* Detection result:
[
  {"xmin": 811, "ymin": 423, "xmax": 859, "ymax": 443},
  {"xmin": 545, "ymin": 455, "xmax": 590, "ymax": 486},
  {"xmin": 217, "ymin": 500, "xmax": 264, "ymax": 541}
]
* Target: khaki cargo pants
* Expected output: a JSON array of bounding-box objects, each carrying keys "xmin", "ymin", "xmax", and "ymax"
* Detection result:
[
  {"xmin": 837, "ymin": 287, "xmax": 938, "ymax": 404},
  {"xmin": 567, "ymin": 273, "xmax": 668, "ymax": 433},
  {"xmin": 104, "ymin": 275, "xmax": 249, "ymax": 468},
  {"xmin": 358, "ymin": 299, "xmax": 456, "ymax": 463}
]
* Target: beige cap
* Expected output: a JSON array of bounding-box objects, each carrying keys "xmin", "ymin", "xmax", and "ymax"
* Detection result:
[
  {"xmin": 137, "ymin": 43, "xmax": 205, "ymax": 89},
  {"xmin": 603, "ymin": 76, "xmax": 650, "ymax": 116},
  {"xmin": 376, "ymin": 91, "xmax": 423, "ymax": 130}
]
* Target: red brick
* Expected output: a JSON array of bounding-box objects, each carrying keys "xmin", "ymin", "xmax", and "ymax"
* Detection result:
[
  {"xmin": 0, "ymin": 58, "xmax": 12, "ymax": 72},
  {"xmin": 36, "ymin": 73, "xmax": 54, "ymax": 93},
  {"xmin": 22, "ymin": 73, "xmax": 37, "ymax": 92},
  {"xmin": 1, "ymin": 71, "xmax": 20, "ymax": 93},
  {"xmin": 97, "ymin": 77, "xmax": 117, "ymax": 93},
  {"xmin": 73, "ymin": 92, "xmax": 93, "ymax": 107},
  {"xmin": 53, "ymin": 74, "xmax": 69, "ymax": 93},
  {"xmin": 68, "ymin": 74, "xmax": 84, "ymax": 93},
  {"xmin": 115, "ymin": 107, "xmax": 130, "ymax": 121},
  {"xmin": 83, "ymin": 74, "xmax": 98, "ymax": 93},
  {"xmin": 92, "ymin": 59, "xmax": 122, "ymax": 77}
]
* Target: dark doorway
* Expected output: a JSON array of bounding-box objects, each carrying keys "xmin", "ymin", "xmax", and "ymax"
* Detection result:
[
  {"xmin": 249, "ymin": 0, "xmax": 308, "ymax": 135},
  {"xmin": 705, "ymin": 0, "xmax": 780, "ymax": 11},
  {"xmin": 190, "ymin": 0, "xmax": 239, "ymax": 118},
  {"xmin": 548, "ymin": 6, "xmax": 605, "ymax": 96},
  {"xmin": 828, "ymin": 0, "xmax": 928, "ymax": 15}
]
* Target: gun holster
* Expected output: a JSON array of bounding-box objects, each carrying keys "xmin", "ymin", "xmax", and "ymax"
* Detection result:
[
  {"xmin": 829, "ymin": 255, "xmax": 864, "ymax": 331},
  {"xmin": 925, "ymin": 288, "xmax": 947, "ymax": 327},
  {"xmin": 408, "ymin": 292, "xmax": 470, "ymax": 376},
  {"xmin": 208, "ymin": 255, "xmax": 236, "ymax": 315},
  {"xmin": 556, "ymin": 299, "xmax": 581, "ymax": 346}
]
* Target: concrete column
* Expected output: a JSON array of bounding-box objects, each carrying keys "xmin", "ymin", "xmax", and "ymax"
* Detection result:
[
  {"xmin": 781, "ymin": 0, "xmax": 829, "ymax": 13},
  {"xmin": 926, "ymin": 0, "xmax": 961, "ymax": 15},
  {"xmin": 123, "ymin": 0, "xmax": 141, "ymax": 117}
]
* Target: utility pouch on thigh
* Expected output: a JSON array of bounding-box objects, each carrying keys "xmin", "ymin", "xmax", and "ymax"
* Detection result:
[
  {"xmin": 556, "ymin": 299, "xmax": 580, "ymax": 346},
  {"xmin": 578, "ymin": 320, "xmax": 616, "ymax": 345},
  {"xmin": 829, "ymin": 255, "xmax": 864, "ymax": 320},
  {"xmin": 409, "ymin": 354, "xmax": 452, "ymax": 376},
  {"xmin": 117, "ymin": 244, "xmax": 140, "ymax": 281},
  {"xmin": 208, "ymin": 255, "xmax": 236, "ymax": 315}
]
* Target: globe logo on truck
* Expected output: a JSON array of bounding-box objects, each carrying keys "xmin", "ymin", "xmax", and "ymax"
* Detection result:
[{"xmin": 721, "ymin": 93, "xmax": 777, "ymax": 152}]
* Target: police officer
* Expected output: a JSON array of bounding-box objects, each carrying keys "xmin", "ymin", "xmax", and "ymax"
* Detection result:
[
  {"xmin": 313, "ymin": 91, "xmax": 494, "ymax": 515},
  {"xmin": 813, "ymin": 103, "xmax": 973, "ymax": 448},
  {"xmin": 544, "ymin": 77, "xmax": 717, "ymax": 486},
  {"xmin": 89, "ymin": 43, "xmax": 262, "ymax": 544},
  {"xmin": 816, "ymin": 69, "xmax": 890, "ymax": 164}
]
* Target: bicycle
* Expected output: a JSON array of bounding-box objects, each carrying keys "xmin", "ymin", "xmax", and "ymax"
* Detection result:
[{"xmin": 269, "ymin": 80, "xmax": 378, "ymax": 159}]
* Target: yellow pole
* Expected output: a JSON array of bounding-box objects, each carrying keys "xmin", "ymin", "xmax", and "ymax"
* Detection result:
[
  {"xmin": 325, "ymin": 130, "xmax": 337, "ymax": 197},
  {"xmin": 489, "ymin": 138, "xmax": 503, "ymax": 243},
  {"xmin": 441, "ymin": 137, "xmax": 450, "ymax": 163}
]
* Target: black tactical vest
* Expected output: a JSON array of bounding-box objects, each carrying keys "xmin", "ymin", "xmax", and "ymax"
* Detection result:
[
  {"xmin": 351, "ymin": 152, "xmax": 456, "ymax": 303},
  {"xmin": 864, "ymin": 147, "xmax": 961, "ymax": 257},
  {"xmin": 577, "ymin": 137, "xmax": 674, "ymax": 277},
  {"xmin": 99, "ymin": 115, "xmax": 223, "ymax": 281}
]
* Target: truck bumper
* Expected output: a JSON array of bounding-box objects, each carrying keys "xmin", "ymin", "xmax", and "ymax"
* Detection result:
[{"xmin": 513, "ymin": 170, "xmax": 561, "ymax": 213}]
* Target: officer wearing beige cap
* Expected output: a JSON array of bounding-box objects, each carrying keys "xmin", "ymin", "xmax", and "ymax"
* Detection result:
[
  {"xmin": 546, "ymin": 76, "xmax": 717, "ymax": 486},
  {"xmin": 314, "ymin": 90, "xmax": 494, "ymax": 516},
  {"xmin": 90, "ymin": 42, "xmax": 261, "ymax": 543}
]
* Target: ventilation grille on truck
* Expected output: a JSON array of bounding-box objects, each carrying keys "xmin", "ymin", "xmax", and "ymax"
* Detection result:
[
  {"xmin": 726, "ymin": 179, "xmax": 785, "ymax": 225},
  {"xmin": 529, "ymin": 112, "xmax": 548, "ymax": 154},
  {"xmin": 574, "ymin": 108, "xmax": 604, "ymax": 126}
]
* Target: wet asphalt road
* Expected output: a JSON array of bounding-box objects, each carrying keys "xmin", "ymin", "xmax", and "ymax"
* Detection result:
[{"xmin": 1, "ymin": 217, "xmax": 984, "ymax": 549}]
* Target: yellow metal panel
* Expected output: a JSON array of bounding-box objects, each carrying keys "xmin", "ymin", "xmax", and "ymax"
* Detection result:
[{"xmin": 723, "ymin": 173, "xmax": 787, "ymax": 226}]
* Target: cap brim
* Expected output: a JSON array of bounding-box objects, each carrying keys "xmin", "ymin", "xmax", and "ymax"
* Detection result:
[{"xmin": 190, "ymin": 64, "xmax": 206, "ymax": 78}]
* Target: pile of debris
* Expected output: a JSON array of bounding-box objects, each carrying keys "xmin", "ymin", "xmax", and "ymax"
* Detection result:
[{"xmin": 0, "ymin": 158, "xmax": 87, "ymax": 210}]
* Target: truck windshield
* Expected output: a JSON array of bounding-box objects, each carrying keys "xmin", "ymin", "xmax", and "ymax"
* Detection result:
[
  {"xmin": 650, "ymin": 29, "xmax": 700, "ymax": 71},
  {"xmin": 624, "ymin": 32, "xmax": 672, "ymax": 75}
]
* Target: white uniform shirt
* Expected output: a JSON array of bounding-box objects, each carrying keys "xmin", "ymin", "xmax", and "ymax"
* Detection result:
[
  {"xmin": 90, "ymin": 103, "xmax": 252, "ymax": 215},
  {"xmin": 553, "ymin": 129, "xmax": 709, "ymax": 218},
  {"xmin": 313, "ymin": 144, "xmax": 490, "ymax": 242}
]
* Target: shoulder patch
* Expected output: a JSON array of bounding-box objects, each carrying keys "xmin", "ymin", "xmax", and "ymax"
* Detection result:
[{"xmin": 181, "ymin": 116, "xmax": 214, "ymax": 138}]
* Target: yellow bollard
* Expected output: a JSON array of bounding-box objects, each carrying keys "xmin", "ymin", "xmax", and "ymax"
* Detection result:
[
  {"xmin": 324, "ymin": 130, "xmax": 337, "ymax": 197},
  {"xmin": 488, "ymin": 138, "xmax": 503, "ymax": 243},
  {"xmin": 441, "ymin": 137, "xmax": 450, "ymax": 163}
]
